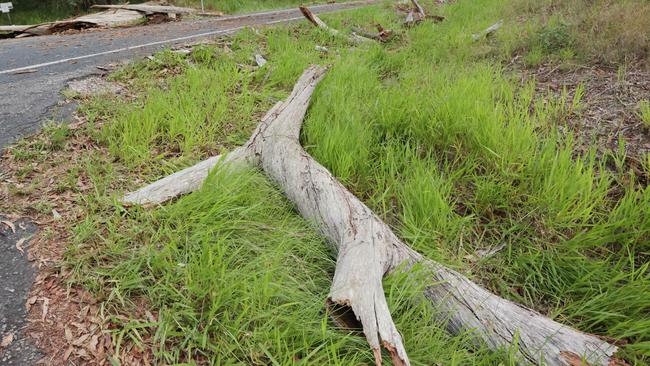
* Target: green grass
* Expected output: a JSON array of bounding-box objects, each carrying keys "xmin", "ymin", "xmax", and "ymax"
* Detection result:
[
  {"xmin": 639, "ymin": 100, "xmax": 650, "ymax": 129},
  {"xmin": 503, "ymin": 0, "xmax": 650, "ymax": 65},
  {"xmin": 67, "ymin": 167, "xmax": 507, "ymax": 365},
  {"xmin": 4, "ymin": 0, "xmax": 648, "ymax": 364}
]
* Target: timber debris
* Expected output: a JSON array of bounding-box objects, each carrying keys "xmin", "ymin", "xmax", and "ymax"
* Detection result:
[
  {"xmin": 472, "ymin": 20, "xmax": 503, "ymax": 41},
  {"xmin": 122, "ymin": 66, "xmax": 619, "ymax": 366},
  {"xmin": 0, "ymin": 3, "xmax": 215, "ymax": 38},
  {"xmin": 299, "ymin": 5, "xmax": 371, "ymax": 44},
  {"xmin": 352, "ymin": 24, "xmax": 394, "ymax": 42},
  {"xmin": 399, "ymin": 0, "xmax": 445, "ymax": 27}
]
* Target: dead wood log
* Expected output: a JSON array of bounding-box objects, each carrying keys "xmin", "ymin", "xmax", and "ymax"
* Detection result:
[
  {"xmin": 404, "ymin": 0, "xmax": 425, "ymax": 27},
  {"xmin": 472, "ymin": 20, "xmax": 503, "ymax": 41},
  {"xmin": 90, "ymin": 4, "xmax": 197, "ymax": 15},
  {"xmin": 0, "ymin": 9, "xmax": 144, "ymax": 37},
  {"xmin": 411, "ymin": 0, "xmax": 426, "ymax": 19},
  {"xmin": 122, "ymin": 67, "xmax": 618, "ymax": 366},
  {"xmin": 74, "ymin": 9, "xmax": 145, "ymax": 27},
  {"xmin": 299, "ymin": 6, "xmax": 370, "ymax": 44},
  {"xmin": 0, "ymin": 21, "xmax": 96, "ymax": 37},
  {"xmin": 351, "ymin": 24, "xmax": 394, "ymax": 42}
]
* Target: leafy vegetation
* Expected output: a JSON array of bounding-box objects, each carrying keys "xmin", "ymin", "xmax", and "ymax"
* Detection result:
[
  {"xmin": 639, "ymin": 100, "xmax": 650, "ymax": 129},
  {"xmin": 0, "ymin": 0, "xmax": 130, "ymax": 25},
  {"xmin": 2, "ymin": 0, "xmax": 649, "ymax": 365},
  {"xmin": 506, "ymin": 0, "xmax": 650, "ymax": 65}
]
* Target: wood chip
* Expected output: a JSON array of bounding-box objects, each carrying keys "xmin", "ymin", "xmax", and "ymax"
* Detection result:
[
  {"xmin": 465, "ymin": 243, "xmax": 507, "ymax": 262},
  {"xmin": 15, "ymin": 237, "xmax": 27, "ymax": 255},
  {"xmin": 63, "ymin": 345, "xmax": 74, "ymax": 361},
  {"xmin": 41, "ymin": 298, "xmax": 50, "ymax": 321},
  {"xmin": 1, "ymin": 332, "xmax": 14, "ymax": 348},
  {"xmin": 64, "ymin": 327, "xmax": 73, "ymax": 343},
  {"xmin": 254, "ymin": 54, "xmax": 267, "ymax": 67},
  {"xmin": 0, "ymin": 220, "xmax": 16, "ymax": 233},
  {"xmin": 72, "ymin": 333, "xmax": 90, "ymax": 346},
  {"xmin": 26, "ymin": 296, "xmax": 38, "ymax": 311},
  {"xmin": 87, "ymin": 334, "xmax": 99, "ymax": 353}
]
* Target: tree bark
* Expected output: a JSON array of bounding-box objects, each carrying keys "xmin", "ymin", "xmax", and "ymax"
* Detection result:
[{"xmin": 122, "ymin": 66, "xmax": 618, "ymax": 366}]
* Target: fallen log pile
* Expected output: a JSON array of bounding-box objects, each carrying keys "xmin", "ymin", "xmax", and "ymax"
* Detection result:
[
  {"xmin": 122, "ymin": 66, "xmax": 619, "ymax": 366},
  {"xmin": 299, "ymin": 5, "xmax": 393, "ymax": 44},
  {"xmin": 0, "ymin": 3, "xmax": 210, "ymax": 38}
]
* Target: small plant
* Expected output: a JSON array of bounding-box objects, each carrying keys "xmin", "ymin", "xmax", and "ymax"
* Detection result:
[
  {"xmin": 537, "ymin": 21, "xmax": 572, "ymax": 53},
  {"xmin": 617, "ymin": 64, "xmax": 627, "ymax": 85},
  {"xmin": 524, "ymin": 47, "xmax": 544, "ymax": 66},
  {"xmin": 570, "ymin": 82, "xmax": 585, "ymax": 114},
  {"xmin": 46, "ymin": 124, "xmax": 71, "ymax": 151},
  {"xmin": 638, "ymin": 99, "xmax": 650, "ymax": 130}
]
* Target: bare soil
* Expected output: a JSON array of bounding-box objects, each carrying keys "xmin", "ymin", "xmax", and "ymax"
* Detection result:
[{"xmin": 521, "ymin": 62, "xmax": 650, "ymax": 179}]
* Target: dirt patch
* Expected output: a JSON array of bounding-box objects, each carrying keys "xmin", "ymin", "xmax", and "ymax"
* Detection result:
[
  {"xmin": 68, "ymin": 77, "xmax": 125, "ymax": 98},
  {"xmin": 520, "ymin": 63, "xmax": 650, "ymax": 178},
  {"xmin": 0, "ymin": 128, "xmax": 109, "ymax": 365}
]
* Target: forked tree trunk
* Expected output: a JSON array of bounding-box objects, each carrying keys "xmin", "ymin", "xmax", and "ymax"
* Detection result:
[{"xmin": 122, "ymin": 66, "xmax": 618, "ymax": 366}]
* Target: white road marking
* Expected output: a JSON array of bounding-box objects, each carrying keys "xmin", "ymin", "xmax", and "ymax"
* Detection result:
[
  {"xmin": 0, "ymin": 15, "xmax": 308, "ymax": 76},
  {"xmin": 0, "ymin": 0, "xmax": 377, "ymax": 76}
]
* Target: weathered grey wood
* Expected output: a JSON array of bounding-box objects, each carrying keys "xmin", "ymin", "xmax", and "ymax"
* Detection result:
[
  {"xmin": 91, "ymin": 4, "xmax": 197, "ymax": 15},
  {"xmin": 75, "ymin": 9, "xmax": 145, "ymax": 27},
  {"xmin": 122, "ymin": 66, "xmax": 618, "ymax": 366},
  {"xmin": 411, "ymin": 0, "xmax": 425, "ymax": 18},
  {"xmin": 472, "ymin": 20, "xmax": 503, "ymax": 41},
  {"xmin": 0, "ymin": 9, "xmax": 144, "ymax": 37},
  {"xmin": 122, "ymin": 154, "xmax": 222, "ymax": 206},
  {"xmin": 120, "ymin": 101, "xmax": 286, "ymax": 206},
  {"xmin": 351, "ymin": 25, "xmax": 393, "ymax": 42},
  {"xmin": 0, "ymin": 25, "xmax": 31, "ymax": 32}
]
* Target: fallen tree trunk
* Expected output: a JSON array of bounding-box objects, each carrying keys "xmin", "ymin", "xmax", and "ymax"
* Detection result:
[
  {"xmin": 0, "ymin": 9, "xmax": 145, "ymax": 37},
  {"xmin": 122, "ymin": 66, "xmax": 618, "ymax": 366},
  {"xmin": 90, "ymin": 4, "xmax": 197, "ymax": 15}
]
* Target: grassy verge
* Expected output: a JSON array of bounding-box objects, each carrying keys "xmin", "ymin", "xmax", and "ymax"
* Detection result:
[
  {"xmin": 501, "ymin": 0, "xmax": 650, "ymax": 66},
  {"xmin": 2, "ymin": 0, "xmax": 648, "ymax": 364}
]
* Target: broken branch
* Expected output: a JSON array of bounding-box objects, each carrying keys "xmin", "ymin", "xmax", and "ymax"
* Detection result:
[
  {"xmin": 299, "ymin": 6, "xmax": 369, "ymax": 44},
  {"xmin": 351, "ymin": 24, "xmax": 394, "ymax": 42}
]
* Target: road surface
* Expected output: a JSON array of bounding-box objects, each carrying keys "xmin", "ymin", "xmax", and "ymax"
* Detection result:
[
  {"xmin": 0, "ymin": 0, "xmax": 376, "ymax": 147},
  {"xmin": 0, "ymin": 1, "xmax": 376, "ymax": 363}
]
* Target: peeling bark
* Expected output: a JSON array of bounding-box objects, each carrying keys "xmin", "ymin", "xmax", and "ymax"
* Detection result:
[{"xmin": 122, "ymin": 66, "xmax": 618, "ymax": 366}]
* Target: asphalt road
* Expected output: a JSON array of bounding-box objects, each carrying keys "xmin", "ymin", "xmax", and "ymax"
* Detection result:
[
  {"xmin": 0, "ymin": 219, "xmax": 39, "ymax": 365},
  {"xmin": 0, "ymin": 1, "xmax": 375, "ymax": 363},
  {"xmin": 0, "ymin": 0, "xmax": 376, "ymax": 147}
]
